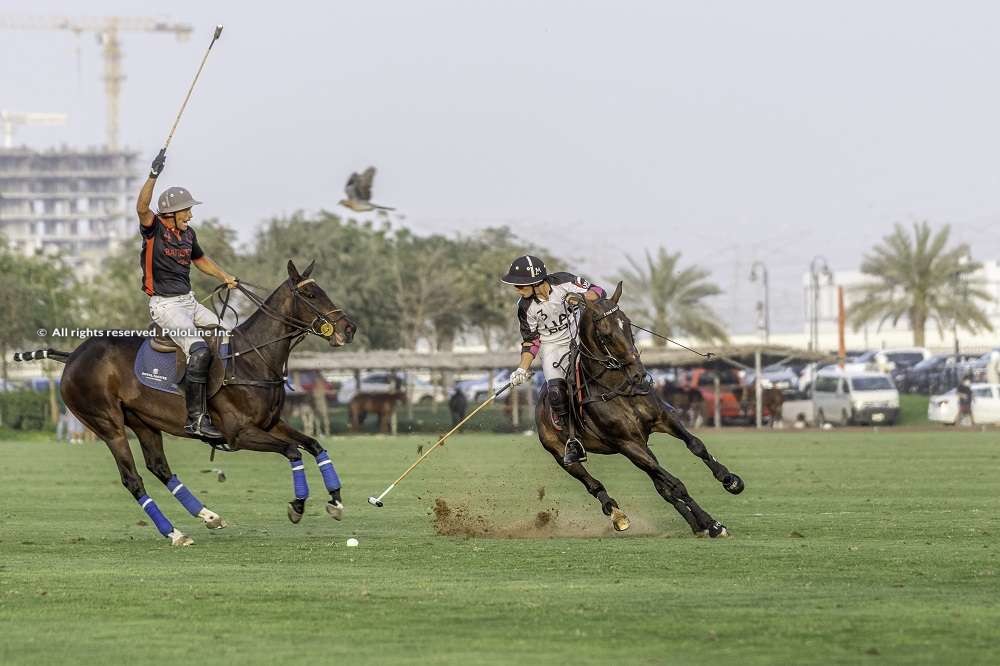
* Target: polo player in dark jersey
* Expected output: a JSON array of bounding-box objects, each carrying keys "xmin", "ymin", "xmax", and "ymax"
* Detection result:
[{"xmin": 136, "ymin": 149, "xmax": 238, "ymax": 438}]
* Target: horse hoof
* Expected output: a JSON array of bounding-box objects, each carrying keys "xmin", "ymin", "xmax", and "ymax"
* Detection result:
[
  {"xmin": 722, "ymin": 474, "xmax": 745, "ymax": 495},
  {"xmin": 169, "ymin": 530, "xmax": 194, "ymax": 547},
  {"xmin": 198, "ymin": 508, "xmax": 227, "ymax": 529},
  {"xmin": 610, "ymin": 507, "xmax": 631, "ymax": 532},
  {"xmin": 708, "ymin": 522, "xmax": 730, "ymax": 538},
  {"xmin": 287, "ymin": 503, "xmax": 304, "ymax": 524},
  {"xmin": 326, "ymin": 501, "xmax": 344, "ymax": 521}
]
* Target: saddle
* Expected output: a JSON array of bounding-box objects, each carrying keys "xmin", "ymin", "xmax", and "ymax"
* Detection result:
[{"xmin": 145, "ymin": 323, "xmax": 229, "ymax": 397}]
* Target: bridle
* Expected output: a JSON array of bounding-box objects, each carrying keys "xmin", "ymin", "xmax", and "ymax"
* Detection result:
[
  {"xmin": 569, "ymin": 302, "xmax": 651, "ymax": 404},
  {"xmin": 210, "ymin": 278, "xmax": 355, "ymax": 388}
]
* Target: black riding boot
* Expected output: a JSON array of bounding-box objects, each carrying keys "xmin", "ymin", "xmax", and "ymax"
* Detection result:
[
  {"xmin": 548, "ymin": 379, "xmax": 587, "ymax": 465},
  {"xmin": 183, "ymin": 344, "xmax": 223, "ymax": 439}
]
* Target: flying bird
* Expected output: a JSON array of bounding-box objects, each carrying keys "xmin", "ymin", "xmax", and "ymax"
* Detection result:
[{"xmin": 339, "ymin": 166, "xmax": 395, "ymax": 212}]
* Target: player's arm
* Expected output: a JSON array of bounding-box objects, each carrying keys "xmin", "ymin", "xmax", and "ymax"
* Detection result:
[
  {"xmin": 137, "ymin": 149, "xmax": 166, "ymax": 228},
  {"xmin": 193, "ymin": 256, "xmax": 238, "ymax": 288}
]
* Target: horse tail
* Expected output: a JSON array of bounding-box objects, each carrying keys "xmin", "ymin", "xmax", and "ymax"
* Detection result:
[{"xmin": 13, "ymin": 349, "xmax": 71, "ymax": 364}]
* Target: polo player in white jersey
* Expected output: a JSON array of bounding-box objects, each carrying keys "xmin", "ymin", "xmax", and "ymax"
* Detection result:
[{"xmin": 501, "ymin": 255, "xmax": 605, "ymax": 465}]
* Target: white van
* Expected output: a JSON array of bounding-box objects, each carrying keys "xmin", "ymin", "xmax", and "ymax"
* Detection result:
[{"xmin": 812, "ymin": 370, "xmax": 900, "ymax": 425}]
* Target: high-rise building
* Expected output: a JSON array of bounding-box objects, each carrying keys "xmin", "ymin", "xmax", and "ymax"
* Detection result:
[{"xmin": 0, "ymin": 146, "xmax": 139, "ymax": 280}]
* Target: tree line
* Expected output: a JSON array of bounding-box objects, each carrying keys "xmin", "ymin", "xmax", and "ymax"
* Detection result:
[{"xmin": 2, "ymin": 215, "xmax": 991, "ymax": 387}]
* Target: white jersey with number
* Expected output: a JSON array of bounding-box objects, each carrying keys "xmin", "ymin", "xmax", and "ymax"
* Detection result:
[
  {"xmin": 516, "ymin": 272, "xmax": 601, "ymax": 380},
  {"xmin": 516, "ymin": 272, "xmax": 597, "ymax": 347}
]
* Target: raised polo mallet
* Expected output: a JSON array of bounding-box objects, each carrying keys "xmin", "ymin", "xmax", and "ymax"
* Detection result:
[
  {"xmin": 368, "ymin": 380, "xmax": 519, "ymax": 507},
  {"xmin": 162, "ymin": 24, "xmax": 224, "ymax": 150}
]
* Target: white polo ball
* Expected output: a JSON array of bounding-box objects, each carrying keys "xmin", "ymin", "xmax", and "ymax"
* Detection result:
[{"xmin": 346, "ymin": 537, "xmax": 359, "ymax": 547}]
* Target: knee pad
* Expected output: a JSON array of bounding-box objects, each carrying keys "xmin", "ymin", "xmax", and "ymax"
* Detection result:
[{"xmin": 547, "ymin": 379, "xmax": 569, "ymax": 408}]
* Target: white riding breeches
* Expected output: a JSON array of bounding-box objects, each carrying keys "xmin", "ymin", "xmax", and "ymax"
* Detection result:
[
  {"xmin": 539, "ymin": 338, "xmax": 572, "ymax": 382},
  {"xmin": 148, "ymin": 292, "xmax": 224, "ymax": 355}
]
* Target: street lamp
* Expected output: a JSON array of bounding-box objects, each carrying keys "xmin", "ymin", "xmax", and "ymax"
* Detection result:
[
  {"xmin": 809, "ymin": 256, "xmax": 833, "ymax": 352},
  {"xmin": 749, "ymin": 261, "xmax": 770, "ymax": 344},
  {"xmin": 951, "ymin": 254, "xmax": 971, "ymax": 355}
]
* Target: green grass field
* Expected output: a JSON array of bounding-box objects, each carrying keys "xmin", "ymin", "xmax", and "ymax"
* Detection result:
[{"xmin": 1, "ymin": 428, "xmax": 998, "ymax": 665}]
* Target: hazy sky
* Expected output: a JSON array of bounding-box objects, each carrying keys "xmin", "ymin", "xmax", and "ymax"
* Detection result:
[{"xmin": 4, "ymin": 0, "xmax": 1000, "ymax": 333}]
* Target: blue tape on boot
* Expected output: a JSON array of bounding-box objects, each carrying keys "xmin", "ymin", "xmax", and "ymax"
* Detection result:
[
  {"xmin": 137, "ymin": 494, "xmax": 174, "ymax": 537},
  {"xmin": 167, "ymin": 475, "xmax": 204, "ymax": 516},
  {"xmin": 289, "ymin": 459, "xmax": 309, "ymax": 499},
  {"xmin": 315, "ymin": 451, "xmax": 341, "ymax": 491}
]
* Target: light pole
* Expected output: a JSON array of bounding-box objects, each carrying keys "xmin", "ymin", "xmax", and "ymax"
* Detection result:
[
  {"xmin": 750, "ymin": 261, "xmax": 770, "ymax": 344},
  {"xmin": 809, "ymin": 256, "xmax": 833, "ymax": 352},
  {"xmin": 951, "ymin": 254, "xmax": 971, "ymax": 355}
]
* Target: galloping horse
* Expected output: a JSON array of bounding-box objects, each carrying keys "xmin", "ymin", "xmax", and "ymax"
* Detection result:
[
  {"xmin": 536, "ymin": 283, "xmax": 744, "ymax": 537},
  {"xmin": 16, "ymin": 261, "xmax": 357, "ymax": 545}
]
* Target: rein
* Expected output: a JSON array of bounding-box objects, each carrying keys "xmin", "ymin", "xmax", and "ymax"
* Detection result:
[{"xmin": 207, "ymin": 279, "xmax": 352, "ymax": 389}]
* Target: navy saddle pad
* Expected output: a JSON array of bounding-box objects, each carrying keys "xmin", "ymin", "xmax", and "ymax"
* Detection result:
[{"xmin": 134, "ymin": 339, "xmax": 230, "ymax": 396}]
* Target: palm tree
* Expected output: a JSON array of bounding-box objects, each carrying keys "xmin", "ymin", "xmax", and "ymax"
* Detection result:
[
  {"xmin": 614, "ymin": 247, "xmax": 729, "ymax": 346},
  {"xmin": 847, "ymin": 222, "xmax": 993, "ymax": 346}
]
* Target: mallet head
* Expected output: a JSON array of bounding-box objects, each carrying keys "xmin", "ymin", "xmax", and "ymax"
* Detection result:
[
  {"xmin": 367, "ymin": 496, "xmax": 384, "ymax": 508},
  {"xmin": 214, "ymin": 25, "xmax": 224, "ymax": 40}
]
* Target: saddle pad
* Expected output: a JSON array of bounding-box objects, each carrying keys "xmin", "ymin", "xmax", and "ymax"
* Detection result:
[{"xmin": 134, "ymin": 339, "xmax": 230, "ymax": 396}]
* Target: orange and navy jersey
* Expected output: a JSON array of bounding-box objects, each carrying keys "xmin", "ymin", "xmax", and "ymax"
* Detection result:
[{"xmin": 139, "ymin": 217, "xmax": 204, "ymax": 296}]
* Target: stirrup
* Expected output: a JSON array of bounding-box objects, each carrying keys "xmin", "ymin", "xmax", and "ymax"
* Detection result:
[
  {"xmin": 563, "ymin": 437, "xmax": 587, "ymax": 465},
  {"xmin": 186, "ymin": 414, "xmax": 222, "ymax": 439}
]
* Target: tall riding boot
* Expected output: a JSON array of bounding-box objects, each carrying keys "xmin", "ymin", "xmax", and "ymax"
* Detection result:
[
  {"xmin": 548, "ymin": 379, "xmax": 587, "ymax": 465},
  {"xmin": 183, "ymin": 345, "xmax": 223, "ymax": 439}
]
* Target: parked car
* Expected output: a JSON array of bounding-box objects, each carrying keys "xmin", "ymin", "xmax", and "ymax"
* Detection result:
[
  {"xmin": 743, "ymin": 365, "xmax": 802, "ymax": 398},
  {"xmin": 897, "ymin": 353, "xmax": 978, "ymax": 394},
  {"xmin": 957, "ymin": 349, "xmax": 1000, "ymax": 384},
  {"xmin": 338, "ymin": 372, "xmax": 437, "ymax": 404},
  {"xmin": 928, "ymin": 383, "xmax": 1000, "ymax": 425},
  {"xmin": 812, "ymin": 370, "xmax": 900, "ymax": 425},
  {"xmin": 841, "ymin": 348, "xmax": 931, "ymax": 377}
]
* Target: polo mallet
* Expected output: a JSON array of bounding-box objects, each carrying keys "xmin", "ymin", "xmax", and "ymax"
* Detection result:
[
  {"xmin": 163, "ymin": 24, "xmax": 224, "ymax": 150},
  {"xmin": 367, "ymin": 379, "xmax": 520, "ymax": 507}
]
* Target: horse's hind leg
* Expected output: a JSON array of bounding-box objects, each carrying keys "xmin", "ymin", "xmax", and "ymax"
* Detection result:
[
  {"xmin": 655, "ymin": 401, "xmax": 745, "ymax": 495},
  {"xmin": 620, "ymin": 442, "xmax": 729, "ymax": 537},
  {"xmin": 125, "ymin": 412, "xmax": 227, "ymax": 530},
  {"xmin": 269, "ymin": 420, "xmax": 343, "ymax": 520},
  {"xmin": 70, "ymin": 405, "xmax": 191, "ymax": 545}
]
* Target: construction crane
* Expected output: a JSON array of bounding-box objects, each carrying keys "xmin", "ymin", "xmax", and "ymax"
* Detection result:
[
  {"xmin": 0, "ymin": 15, "xmax": 193, "ymax": 150},
  {"xmin": 0, "ymin": 110, "xmax": 68, "ymax": 148}
]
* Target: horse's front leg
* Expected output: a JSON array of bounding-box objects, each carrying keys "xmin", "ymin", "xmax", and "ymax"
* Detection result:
[
  {"xmin": 268, "ymin": 420, "xmax": 344, "ymax": 520},
  {"xmin": 230, "ymin": 425, "xmax": 312, "ymax": 524},
  {"xmin": 539, "ymin": 430, "xmax": 630, "ymax": 532},
  {"xmin": 653, "ymin": 398, "xmax": 745, "ymax": 495}
]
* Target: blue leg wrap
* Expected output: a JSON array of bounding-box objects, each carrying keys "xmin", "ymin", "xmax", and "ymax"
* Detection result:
[
  {"xmin": 167, "ymin": 475, "xmax": 204, "ymax": 516},
  {"xmin": 315, "ymin": 451, "xmax": 341, "ymax": 491},
  {"xmin": 137, "ymin": 495, "xmax": 174, "ymax": 537},
  {"xmin": 290, "ymin": 459, "xmax": 309, "ymax": 499}
]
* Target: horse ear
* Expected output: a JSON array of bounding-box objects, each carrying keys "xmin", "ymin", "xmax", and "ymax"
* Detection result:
[
  {"xmin": 302, "ymin": 260, "xmax": 316, "ymax": 279},
  {"xmin": 287, "ymin": 260, "xmax": 301, "ymax": 281},
  {"xmin": 611, "ymin": 281, "xmax": 623, "ymax": 304}
]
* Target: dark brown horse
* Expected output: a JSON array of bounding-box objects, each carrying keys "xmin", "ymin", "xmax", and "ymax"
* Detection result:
[
  {"xmin": 15, "ymin": 261, "xmax": 357, "ymax": 545},
  {"xmin": 536, "ymin": 283, "xmax": 744, "ymax": 537}
]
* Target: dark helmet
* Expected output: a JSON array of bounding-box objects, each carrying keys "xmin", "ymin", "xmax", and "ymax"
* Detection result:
[
  {"xmin": 500, "ymin": 255, "xmax": 547, "ymax": 286},
  {"xmin": 157, "ymin": 186, "xmax": 203, "ymax": 215}
]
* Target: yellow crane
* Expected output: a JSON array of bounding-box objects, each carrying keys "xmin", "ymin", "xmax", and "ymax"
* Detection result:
[{"xmin": 0, "ymin": 15, "xmax": 193, "ymax": 149}]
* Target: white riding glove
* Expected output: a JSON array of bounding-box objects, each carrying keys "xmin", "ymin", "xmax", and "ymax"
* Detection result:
[{"xmin": 509, "ymin": 368, "xmax": 529, "ymax": 386}]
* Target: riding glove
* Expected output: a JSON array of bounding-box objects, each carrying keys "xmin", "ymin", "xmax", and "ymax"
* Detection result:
[
  {"xmin": 510, "ymin": 368, "xmax": 529, "ymax": 386},
  {"xmin": 150, "ymin": 148, "xmax": 167, "ymax": 178}
]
